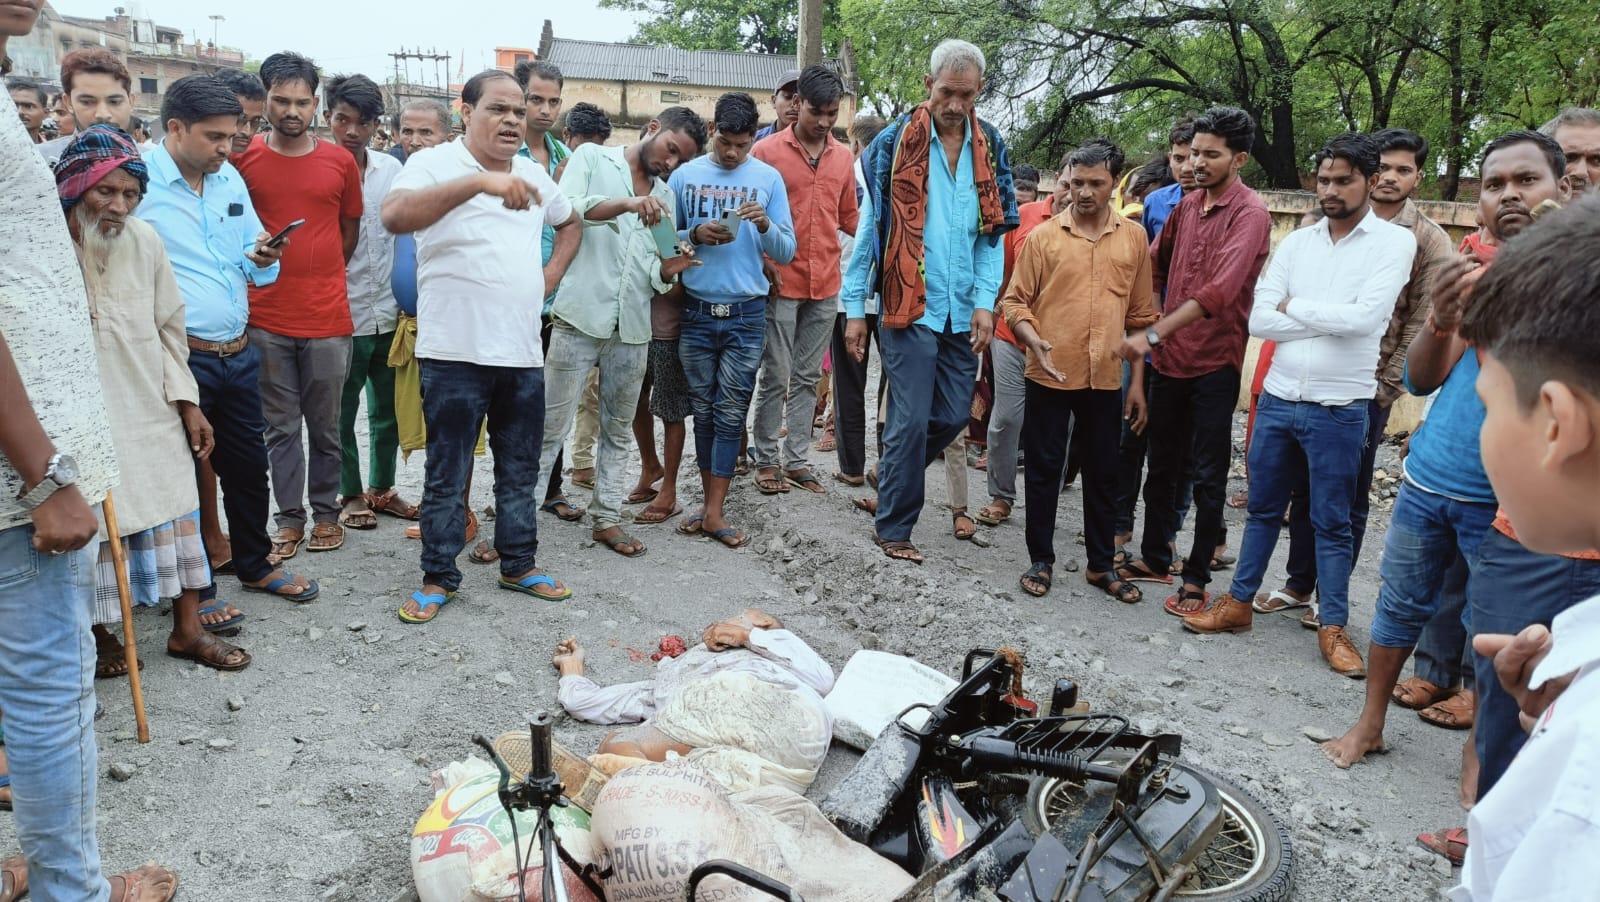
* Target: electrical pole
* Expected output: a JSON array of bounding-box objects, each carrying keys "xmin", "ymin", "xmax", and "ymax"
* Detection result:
[{"xmin": 797, "ymin": 0, "xmax": 822, "ymax": 68}]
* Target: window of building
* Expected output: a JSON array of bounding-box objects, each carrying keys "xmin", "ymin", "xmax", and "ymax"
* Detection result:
[
  {"xmin": 514, "ymin": 53, "xmax": 530, "ymax": 65},
  {"xmin": 140, "ymin": 77, "xmax": 158, "ymax": 95},
  {"xmin": 660, "ymin": 90, "xmax": 681, "ymax": 103}
]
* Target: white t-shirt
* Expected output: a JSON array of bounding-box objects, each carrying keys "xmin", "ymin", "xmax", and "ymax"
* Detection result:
[
  {"xmin": 0, "ymin": 91, "xmax": 118, "ymax": 529},
  {"xmin": 1451, "ymin": 594, "xmax": 1600, "ymax": 901},
  {"xmin": 390, "ymin": 138, "xmax": 572, "ymax": 367}
]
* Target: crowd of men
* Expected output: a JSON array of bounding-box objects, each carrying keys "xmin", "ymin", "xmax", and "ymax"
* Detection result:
[{"xmin": 3, "ymin": 0, "xmax": 1600, "ymax": 892}]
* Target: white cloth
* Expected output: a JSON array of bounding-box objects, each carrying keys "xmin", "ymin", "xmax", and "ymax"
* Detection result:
[
  {"xmin": 0, "ymin": 92, "xmax": 117, "ymax": 529},
  {"xmin": 346, "ymin": 149, "xmax": 402, "ymax": 336},
  {"xmin": 557, "ymin": 628, "xmax": 835, "ymax": 726},
  {"xmin": 836, "ymin": 157, "xmax": 878, "ymax": 316},
  {"xmin": 389, "ymin": 138, "xmax": 572, "ymax": 367},
  {"xmin": 1249, "ymin": 207, "xmax": 1416, "ymax": 405},
  {"xmin": 83, "ymin": 218, "xmax": 201, "ymax": 535},
  {"xmin": 1452, "ymin": 595, "xmax": 1600, "ymax": 901}
]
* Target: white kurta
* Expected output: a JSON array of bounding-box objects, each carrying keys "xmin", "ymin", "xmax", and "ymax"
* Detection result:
[{"xmin": 84, "ymin": 216, "xmax": 202, "ymax": 536}]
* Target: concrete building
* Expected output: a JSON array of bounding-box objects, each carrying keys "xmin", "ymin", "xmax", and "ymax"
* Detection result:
[{"xmin": 535, "ymin": 20, "xmax": 856, "ymax": 140}]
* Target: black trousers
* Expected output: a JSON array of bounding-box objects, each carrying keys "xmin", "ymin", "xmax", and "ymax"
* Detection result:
[
  {"xmin": 189, "ymin": 342, "xmax": 274, "ymax": 585},
  {"xmin": 1022, "ymin": 382, "xmax": 1121, "ymax": 572},
  {"xmin": 1139, "ymin": 366, "xmax": 1240, "ymax": 588},
  {"xmin": 830, "ymin": 312, "xmax": 882, "ymax": 478}
]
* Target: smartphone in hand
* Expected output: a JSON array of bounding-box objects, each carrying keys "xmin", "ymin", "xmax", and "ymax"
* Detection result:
[
  {"xmin": 718, "ymin": 209, "xmax": 743, "ymax": 236},
  {"xmin": 650, "ymin": 220, "xmax": 683, "ymax": 258},
  {"xmin": 265, "ymin": 218, "xmax": 306, "ymax": 249}
]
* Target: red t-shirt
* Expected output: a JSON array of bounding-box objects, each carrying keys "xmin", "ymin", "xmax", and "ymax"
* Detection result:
[
  {"xmin": 995, "ymin": 199, "xmax": 1056, "ymax": 348},
  {"xmin": 236, "ymin": 135, "xmax": 362, "ymax": 338}
]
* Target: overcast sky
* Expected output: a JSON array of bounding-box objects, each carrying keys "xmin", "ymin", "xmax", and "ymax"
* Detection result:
[{"xmin": 125, "ymin": 0, "xmax": 642, "ymax": 86}]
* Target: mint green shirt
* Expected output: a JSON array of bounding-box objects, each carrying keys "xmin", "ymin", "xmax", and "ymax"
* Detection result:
[{"xmin": 549, "ymin": 143, "xmax": 674, "ymax": 344}]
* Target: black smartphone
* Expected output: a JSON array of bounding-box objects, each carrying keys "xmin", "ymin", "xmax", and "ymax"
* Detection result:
[{"xmin": 265, "ymin": 218, "xmax": 306, "ymax": 249}]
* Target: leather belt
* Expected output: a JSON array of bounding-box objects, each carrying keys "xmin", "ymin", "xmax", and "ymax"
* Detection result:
[{"xmin": 187, "ymin": 334, "xmax": 249, "ymax": 357}]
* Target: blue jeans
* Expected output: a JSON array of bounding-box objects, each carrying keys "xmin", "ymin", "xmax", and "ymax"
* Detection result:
[
  {"xmin": 1469, "ymin": 529, "xmax": 1600, "ymax": 799},
  {"xmin": 1283, "ymin": 399, "xmax": 1391, "ymax": 595},
  {"xmin": 1413, "ymin": 554, "xmax": 1472, "ymax": 689},
  {"xmin": 876, "ymin": 323, "xmax": 979, "ymax": 542},
  {"xmin": 678, "ymin": 297, "xmax": 766, "ymax": 479},
  {"xmin": 0, "ymin": 524, "xmax": 110, "ymax": 901},
  {"xmin": 1228, "ymin": 393, "xmax": 1367, "ymax": 627},
  {"xmin": 418, "ymin": 359, "xmax": 545, "ymax": 591},
  {"xmin": 1368, "ymin": 481, "xmax": 1496, "ymax": 648}
]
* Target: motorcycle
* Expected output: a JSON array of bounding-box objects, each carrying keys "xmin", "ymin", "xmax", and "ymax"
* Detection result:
[{"xmin": 687, "ymin": 648, "xmax": 1294, "ymax": 902}]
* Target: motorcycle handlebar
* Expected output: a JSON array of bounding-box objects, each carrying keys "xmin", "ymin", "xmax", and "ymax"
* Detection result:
[{"xmin": 963, "ymin": 735, "xmax": 1125, "ymax": 785}]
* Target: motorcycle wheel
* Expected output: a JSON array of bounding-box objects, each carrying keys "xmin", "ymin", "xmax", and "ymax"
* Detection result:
[{"xmin": 1022, "ymin": 763, "xmax": 1293, "ymax": 902}]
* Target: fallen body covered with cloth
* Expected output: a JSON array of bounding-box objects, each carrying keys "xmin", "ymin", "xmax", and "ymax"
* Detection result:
[{"xmin": 552, "ymin": 608, "xmax": 834, "ymax": 794}]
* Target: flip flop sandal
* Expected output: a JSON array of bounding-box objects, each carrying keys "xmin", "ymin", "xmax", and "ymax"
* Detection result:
[
  {"xmin": 95, "ymin": 654, "xmax": 142, "ymax": 680},
  {"xmin": 212, "ymin": 557, "xmax": 235, "ymax": 575},
  {"xmin": 676, "ymin": 514, "xmax": 706, "ymax": 536},
  {"xmin": 1253, "ymin": 589, "xmax": 1312, "ymax": 614},
  {"xmin": 240, "ymin": 573, "xmax": 321, "ymax": 603},
  {"xmin": 270, "ymin": 528, "xmax": 303, "ymax": 560},
  {"xmin": 626, "ymin": 487, "xmax": 660, "ymax": 505},
  {"xmin": 756, "ymin": 472, "xmax": 790, "ymax": 494},
  {"xmin": 399, "ymin": 589, "xmax": 457, "ymax": 623},
  {"xmin": 1, "ymin": 853, "xmax": 28, "ymax": 898},
  {"xmin": 541, "ymin": 498, "xmax": 585, "ymax": 522},
  {"xmin": 1163, "ymin": 588, "xmax": 1211, "ymax": 617},
  {"xmin": 873, "ymin": 535, "xmax": 923, "ymax": 564},
  {"xmin": 1300, "ymin": 603, "xmax": 1321, "ymax": 629},
  {"xmin": 468, "ymin": 540, "xmax": 500, "ymax": 564},
  {"xmin": 338, "ymin": 507, "xmax": 378, "ymax": 530},
  {"xmin": 1212, "ymin": 550, "xmax": 1237, "ymax": 570},
  {"xmin": 166, "ymin": 633, "xmax": 251, "ymax": 671},
  {"xmin": 1088, "ymin": 572, "xmax": 1143, "ymax": 604},
  {"xmin": 307, "ymin": 522, "xmax": 345, "ymax": 552},
  {"xmin": 1392, "ymin": 676, "xmax": 1450, "ymax": 709},
  {"xmin": 975, "ymin": 501, "xmax": 1011, "ymax": 526},
  {"xmin": 570, "ymin": 472, "xmax": 597, "ymax": 489},
  {"xmin": 852, "ymin": 497, "xmax": 878, "ymax": 515},
  {"xmin": 866, "ymin": 468, "xmax": 879, "ymax": 490},
  {"xmin": 635, "ymin": 504, "xmax": 683, "ymax": 524},
  {"xmin": 197, "ymin": 604, "xmax": 245, "ymax": 635},
  {"xmin": 1418, "ymin": 690, "xmax": 1475, "ymax": 730},
  {"xmin": 1416, "ymin": 827, "xmax": 1468, "ymax": 866},
  {"xmin": 107, "ymin": 863, "xmax": 179, "ymax": 902},
  {"xmin": 368, "ymin": 489, "xmax": 421, "ymax": 520},
  {"xmin": 952, "ymin": 511, "xmax": 978, "ymax": 540},
  {"xmin": 706, "ymin": 527, "xmax": 751, "ymax": 548},
  {"xmin": 596, "ymin": 531, "xmax": 647, "ymax": 557},
  {"xmin": 1020, "ymin": 562, "xmax": 1052, "ymax": 597},
  {"xmin": 815, "ymin": 432, "xmax": 837, "ymax": 452},
  {"xmin": 785, "ymin": 470, "xmax": 826, "ymax": 493},
  {"xmin": 498, "ymin": 572, "xmax": 573, "ymax": 601},
  {"xmin": 833, "ymin": 472, "xmax": 866, "ymax": 487},
  {"xmin": 1117, "ymin": 561, "xmax": 1173, "ymax": 585}
]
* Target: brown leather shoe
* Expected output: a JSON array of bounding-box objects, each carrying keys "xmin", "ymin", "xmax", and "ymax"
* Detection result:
[
  {"xmin": 1320, "ymin": 625, "xmax": 1366, "ymax": 678},
  {"xmin": 1181, "ymin": 594, "xmax": 1253, "ymax": 634}
]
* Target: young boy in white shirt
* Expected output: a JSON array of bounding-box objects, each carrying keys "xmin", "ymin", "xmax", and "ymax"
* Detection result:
[{"xmin": 1451, "ymin": 192, "xmax": 1600, "ymax": 900}]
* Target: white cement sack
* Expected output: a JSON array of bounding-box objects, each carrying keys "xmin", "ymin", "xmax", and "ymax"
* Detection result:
[{"xmin": 824, "ymin": 651, "xmax": 958, "ymax": 750}]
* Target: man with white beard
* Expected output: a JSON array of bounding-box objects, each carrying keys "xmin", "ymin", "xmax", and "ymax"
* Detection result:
[{"xmin": 54, "ymin": 124, "xmax": 251, "ymax": 674}]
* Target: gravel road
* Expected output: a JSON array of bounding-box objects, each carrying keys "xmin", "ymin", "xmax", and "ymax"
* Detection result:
[{"xmin": 0, "ymin": 411, "xmax": 1463, "ymax": 901}]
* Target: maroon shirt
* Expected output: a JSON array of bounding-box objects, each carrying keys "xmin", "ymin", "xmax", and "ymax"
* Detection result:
[{"xmin": 1149, "ymin": 176, "xmax": 1271, "ymax": 378}]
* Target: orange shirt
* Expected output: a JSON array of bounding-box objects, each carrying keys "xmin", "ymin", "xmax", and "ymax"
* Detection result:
[
  {"xmin": 1001, "ymin": 207, "xmax": 1158, "ymax": 391},
  {"xmin": 1493, "ymin": 511, "xmax": 1600, "ymax": 560},
  {"xmin": 995, "ymin": 199, "xmax": 1055, "ymax": 347},
  {"xmin": 752, "ymin": 127, "xmax": 859, "ymax": 300}
]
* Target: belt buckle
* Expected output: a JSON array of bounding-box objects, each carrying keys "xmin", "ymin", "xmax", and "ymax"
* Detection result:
[
  {"xmin": 710, "ymin": 303, "xmax": 733, "ymax": 318},
  {"xmin": 217, "ymin": 340, "xmax": 235, "ymax": 358}
]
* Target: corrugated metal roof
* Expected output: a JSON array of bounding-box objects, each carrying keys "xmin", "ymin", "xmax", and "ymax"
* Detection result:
[{"xmin": 542, "ymin": 38, "xmax": 838, "ymax": 92}]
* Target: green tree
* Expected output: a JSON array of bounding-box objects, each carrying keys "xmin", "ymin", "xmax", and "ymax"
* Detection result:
[{"xmin": 600, "ymin": 0, "xmax": 840, "ymax": 55}]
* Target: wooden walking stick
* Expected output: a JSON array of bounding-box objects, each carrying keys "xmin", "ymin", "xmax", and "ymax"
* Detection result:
[{"xmin": 100, "ymin": 491, "xmax": 150, "ymax": 743}]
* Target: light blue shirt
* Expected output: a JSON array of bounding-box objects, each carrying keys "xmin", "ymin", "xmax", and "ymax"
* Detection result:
[
  {"xmin": 842, "ymin": 120, "xmax": 1002, "ymax": 328},
  {"xmin": 1402, "ymin": 351, "xmax": 1493, "ymax": 504},
  {"xmin": 138, "ymin": 142, "xmax": 278, "ymax": 342},
  {"xmin": 670, "ymin": 154, "xmax": 796, "ymax": 305}
]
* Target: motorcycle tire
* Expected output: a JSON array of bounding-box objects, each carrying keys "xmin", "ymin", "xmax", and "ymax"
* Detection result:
[{"xmin": 1022, "ymin": 763, "xmax": 1293, "ymax": 902}]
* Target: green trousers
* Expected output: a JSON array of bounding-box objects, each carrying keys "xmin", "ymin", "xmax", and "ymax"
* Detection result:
[{"xmin": 339, "ymin": 330, "xmax": 399, "ymax": 497}]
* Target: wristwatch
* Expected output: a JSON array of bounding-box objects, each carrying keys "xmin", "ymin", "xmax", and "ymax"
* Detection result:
[
  {"xmin": 1144, "ymin": 327, "xmax": 1161, "ymax": 347},
  {"xmin": 17, "ymin": 452, "xmax": 79, "ymax": 510}
]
